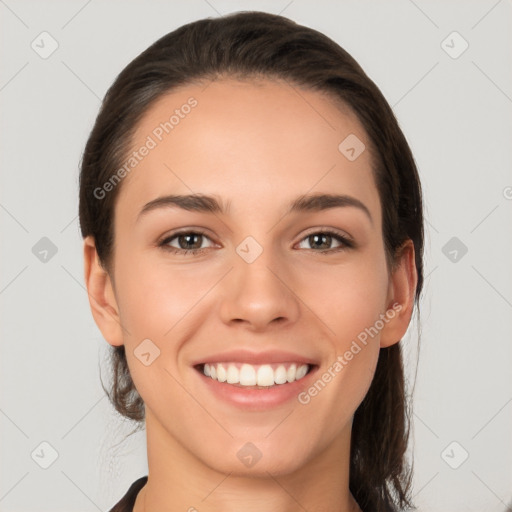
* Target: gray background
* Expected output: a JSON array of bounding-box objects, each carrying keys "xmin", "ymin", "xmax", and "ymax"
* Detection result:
[{"xmin": 1, "ymin": 0, "xmax": 511, "ymax": 511}]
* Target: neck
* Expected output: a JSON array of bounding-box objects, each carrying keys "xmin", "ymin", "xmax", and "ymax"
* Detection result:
[{"xmin": 134, "ymin": 411, "xmax": 361, "ymax": 512}]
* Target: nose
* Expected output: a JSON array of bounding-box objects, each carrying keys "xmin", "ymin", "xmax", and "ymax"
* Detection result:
[{"xmin": 218, "ymin": 246, "xmax": 301, "ymax": 332}]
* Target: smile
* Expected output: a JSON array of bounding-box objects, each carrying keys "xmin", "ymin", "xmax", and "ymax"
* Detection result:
[{"xmin": 201, "ymin": 362, "xmax": 312, "ymax": 388}]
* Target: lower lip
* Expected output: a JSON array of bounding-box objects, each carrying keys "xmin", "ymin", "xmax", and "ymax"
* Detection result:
[{"xmin": 195, "ymin": 366, "xmax": 319, "ymax": 411}]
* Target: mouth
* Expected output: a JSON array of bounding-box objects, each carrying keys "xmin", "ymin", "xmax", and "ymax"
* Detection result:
[
  {"xmin": 194, "ymin": 361, "xmax": 317, "ymax": 389},
  {"xmin": 191, "ymin": 349, "xmax": 320, "ymax": 410}
]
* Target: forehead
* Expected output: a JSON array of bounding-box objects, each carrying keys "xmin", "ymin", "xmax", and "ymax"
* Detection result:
[{"xmin": 117, "ymin": 78, "xmax": 381, "ymax": 226}]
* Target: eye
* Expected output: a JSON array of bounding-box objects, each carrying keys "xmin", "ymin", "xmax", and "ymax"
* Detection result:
[
  {"xmin": 296, "ymin": 230, "xmax": 353, "ymax": 253},
  {"xmin": 159, "ymin": 230, "xmax": 215, "ymax": 256},
  {"xmin": 158, "ymin": 228, "xmax": 354, "ymax": 256}
]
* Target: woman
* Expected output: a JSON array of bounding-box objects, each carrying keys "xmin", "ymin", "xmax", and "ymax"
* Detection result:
[{"xmin": 80, "ymin": 11, "xmax": 423, "ymax": 512}]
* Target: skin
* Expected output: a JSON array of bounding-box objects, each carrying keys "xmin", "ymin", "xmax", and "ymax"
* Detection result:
[{"xmin": 84, "ymin": 78, "xmax": 417, "ymax": 512}]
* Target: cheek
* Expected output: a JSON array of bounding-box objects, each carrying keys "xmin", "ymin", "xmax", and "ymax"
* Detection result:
[
  {"xmin": 113, "ymin": 254, "xmax": 217, "ymax": 340},
  {"xmin": 294, "ymin": 266, "xmax": 385, "ymax": 441},
  {"xmin": 294, "ymin": 250, "xmax": 387, "ymax": 403},
  {"xmin": 298, "ymin": 252, "xmax": 390, "ymax": 341}
]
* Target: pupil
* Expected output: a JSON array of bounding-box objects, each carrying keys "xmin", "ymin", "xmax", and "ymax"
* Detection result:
[
  {"xmin": 310, "ymin": 233, "xmax": 330, "ymax": 249},
  {"xmin": 180, "ymin": 234, "xmax": 201, "ymax": 249}
]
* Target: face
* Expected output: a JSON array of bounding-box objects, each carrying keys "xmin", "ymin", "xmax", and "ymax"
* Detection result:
[{"xmin": 88, "ymin": 78, "xmax": 414, "ymax": 477}]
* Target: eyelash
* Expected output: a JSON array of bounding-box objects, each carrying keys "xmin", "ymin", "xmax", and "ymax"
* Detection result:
[{"xmin": 158, "ymin": 229, "xmax": 354, "ymax": 256}]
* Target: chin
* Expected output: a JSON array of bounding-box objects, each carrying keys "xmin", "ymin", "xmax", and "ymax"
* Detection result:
[{"xmin": 198, "ymin": 440, "xmax": 312, "ymax": 478}]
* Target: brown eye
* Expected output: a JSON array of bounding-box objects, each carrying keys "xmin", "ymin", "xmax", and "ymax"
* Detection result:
[
  {"xmin": 307, "ymin": 233, "xmax": 333, "ymax": 250},
  {"xmin": 175, "ymin": 233, "xmax": 204, "ymax": 250},
  {"xmin": 297, "ymin": 230, "xmax": 353, "ymax": 252},
  {"xmin": 159, "ymin": 231, "xmax": 215, "ymax": 255}
]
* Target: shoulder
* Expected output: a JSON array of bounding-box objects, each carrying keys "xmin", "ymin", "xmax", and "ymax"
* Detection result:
[{"xmin": 108, "ymin": 476, "xmax": 148, "ymax": 512}]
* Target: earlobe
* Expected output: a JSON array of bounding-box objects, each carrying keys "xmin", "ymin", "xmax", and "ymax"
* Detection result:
[
  {"xmin": 379, "ymin": 240, "xmax": 418, "ymax": 348},
  {"xmin": 83, "ymin": 236, "xmax": 124, "ymax": 347}
]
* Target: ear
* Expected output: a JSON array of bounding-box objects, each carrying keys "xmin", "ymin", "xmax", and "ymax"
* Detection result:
[
  {"xmin": 379, "ymin": 239, "xmax": 418, "ymax": 348},
  {"xmin": 83, "ymin": 236, "xmax": 124, "ymax": 347}
]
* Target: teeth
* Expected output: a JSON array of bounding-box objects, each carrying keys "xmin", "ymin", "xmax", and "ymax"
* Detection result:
[
  {"xmin": 202, "ymin": 362, "xmax": 310, "ymax": 387},
  {"xmin": 274, "ymin": 365, "xmax": 288, "ymax": 384},
  {"xmin": 216, "ymin": 363, "xmax": 227, "ymax": 382},
  {"xmin": 239, "ymin": 364, "xmax": 256, "ymax": 385},
  {"xmin": 257, "ymin": 365, "xmax": 274, "ymax": 386},
  {"xmin": 296, "ymin": 364, "xmax": 308, "ymax": 380},
  {"xmin": 227, "ymin": 364, "xmax": 239, "ymax": 384},
  {"xmin": 287, "ymin": 364, "xmax": 296, "ymax": 382}
]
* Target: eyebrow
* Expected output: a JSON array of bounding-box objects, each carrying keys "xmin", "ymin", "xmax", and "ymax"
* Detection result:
[{"xmin": 137, "ymin": 192, "xmax": 373, "ymax": 224}]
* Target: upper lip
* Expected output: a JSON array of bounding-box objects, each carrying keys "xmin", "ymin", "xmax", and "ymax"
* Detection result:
[{"xmin": 191, "ymin": 349, "xmax": 319, "ymax": 367}]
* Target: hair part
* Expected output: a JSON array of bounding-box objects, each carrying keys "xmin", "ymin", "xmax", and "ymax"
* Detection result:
[{"xmin": 79, "ymin": 11, "xmax": 423, "ymax": 512}]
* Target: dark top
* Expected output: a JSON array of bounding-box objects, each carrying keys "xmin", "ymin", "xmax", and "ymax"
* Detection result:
[{"xmin": 109, "ymin": 476, "xmax": 148, "ymax": 512}]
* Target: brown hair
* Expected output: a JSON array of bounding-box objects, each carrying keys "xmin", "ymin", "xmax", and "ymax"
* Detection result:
[{"xmin": 79, "ymin": 11, "xmax": 423, "ymax": 512}]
